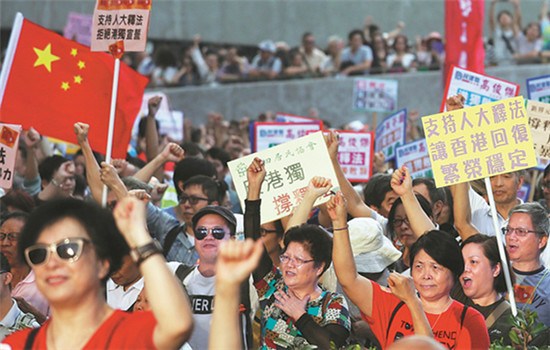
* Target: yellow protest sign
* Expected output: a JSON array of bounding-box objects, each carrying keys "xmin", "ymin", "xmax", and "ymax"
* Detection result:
[
  {"xmin": 422, "ymin": 96, "xmax": 537, "ymax": 187},
  {"xmin": 526, "ymin": 100, "xmax": 550, "ymax": 159}
]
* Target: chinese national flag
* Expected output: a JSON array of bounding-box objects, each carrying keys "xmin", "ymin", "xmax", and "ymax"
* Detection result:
[{"xmin": 0, "ymin": 16, "xmax": 148, "ymax": 158}]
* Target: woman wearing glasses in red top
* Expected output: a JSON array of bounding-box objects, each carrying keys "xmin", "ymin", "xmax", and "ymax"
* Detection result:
[{"xmin": 2, "ymin": 197, "xmax": 192, "ymax": 349}]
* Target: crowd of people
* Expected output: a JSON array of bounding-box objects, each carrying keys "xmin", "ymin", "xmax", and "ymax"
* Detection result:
[
  {"xmin": 0, "ymin": 93, "xmax": 549, "ymax": 349},
  {"xmin": 120, "ymin": 0, "xmax": 550, "ymax": 88}
]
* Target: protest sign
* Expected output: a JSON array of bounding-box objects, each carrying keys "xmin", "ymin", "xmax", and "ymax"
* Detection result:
[
  {"xmin": 91, "ymin": 0, "xmax": 152, "ymax": 52},
  {"xmin": 526, "ymin": 74, "xmax": 550, "ymax": 103},
  {"xmin": 228, "ymin": 131, "xmax": 337, "ymax": 224},
  {"xmin": 526, "ymin": 100, "xmax": 550, "ymax": 159},
  {"xmin": 375, "ymin": 109, "xmax": 406, "ymax": 161},
  {"xmin": 517, "ymin": 183, "xmax": 530, "ymax": 203},
  {"xmin": 0, "ymin": 123, "xmax": 22, "ymax": 189},
  {"xmin": 63, "ymin": 12, "xmax": 93, "ymax": 46},
  {"xmin": 440, "ymin": 65, "xmax": 519, "ymax": 112},
  {"xmin": 423, "ymin": 96, "xmax": 537, "ymax": 188},
  {"xmin": 353, "ymin": 78, "xmax": 398, "ymax": 113},
  {"xmin": 396, "ymin": 139, "xmax": 433, "ymax": 179},
  {"xmin": 336, "ymin": 131, "xmax": 374, "ymax": 182},
  {"xmin": 253, "ymin": 121, "xmax": 323, "ymax": 152},
  {"xmin": 275, "ymin": 113, "xmax": 317, "ymax": 123}
]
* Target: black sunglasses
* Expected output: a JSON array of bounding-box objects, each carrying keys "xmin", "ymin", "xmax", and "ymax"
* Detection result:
[
  {"xmin": 179, "ymin": 194, "xmax": 210, "ymax": 205},
  {"xmin": 194, "ymin": 227, "xmax": 227, "ymax": 240},
  {"xmin": 25, "ymin": 237, "xmax": 90, "ymax": 266}
]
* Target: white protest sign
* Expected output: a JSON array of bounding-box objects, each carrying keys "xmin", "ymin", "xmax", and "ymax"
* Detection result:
[
  {"xmin": 253, "ymin": 122, "xmax": 322, "ymax": 152},
  {"xmin": 275, "ymin": 113, "xmax": 317, "ymax": 123},
  {"xmin": 396, "ymin": 139, "xmax": 433, "ymax": 179},
  {"xmin": 526, "ymin": 100, "xmax": 550, "ymax": 159},
  {"xmin": 375, "ymin": 109, "xmax": 406, "ymax": 161},
  {"xmin": 229, "ymin": 131, "xmax": 337, "ymax": 224},
  {"xmin": 337, "ymin": 131, "xmax": 374, "ymax": 182},
  {"xmin": 353, "ymin": 78, "xmax": 398, "ymax": 112},
  {"xmin": 132, "ymin": 92, "xmax": 183, "ymax": 143},
  {"xmin": 0, "ymin": 123, "xmax": 22, "ymax": 189},
  {"xmin": 441, "ymin": 65, "xmax": 519, "ymax": 112},
  {"xmin": 91, "ymin": 0, "xmax": 152, "ymax": 52},
  {"xmin": 527, "ymin": 75, "xmax": 550, "ymax": 103}
]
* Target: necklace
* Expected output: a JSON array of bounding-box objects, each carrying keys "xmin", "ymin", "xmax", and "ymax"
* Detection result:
[{"xmin": 430, "ymin": 298, "xmax": 453, "ymax": 331}]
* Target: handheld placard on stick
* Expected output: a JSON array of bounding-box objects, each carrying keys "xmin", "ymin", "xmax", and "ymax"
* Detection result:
[
  {"xmin": 101, "ymin": 41, "xmax": 124, "ymax": 208},
  {"xmin": 484, "ymin": 177, "xmax": 517, "ymax": 316}
]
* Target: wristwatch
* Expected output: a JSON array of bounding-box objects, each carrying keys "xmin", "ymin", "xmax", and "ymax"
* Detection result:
[{"xmin": 130, "ymin": 240, "xmax": 163, "ymax": 266}]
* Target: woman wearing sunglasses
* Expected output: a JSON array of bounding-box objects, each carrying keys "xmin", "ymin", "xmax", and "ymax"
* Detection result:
[
  {"xmin": 245, "ymin": 158, "xmax": 351, "ymax": 349},
  {"xmin": 2, "ymin": 197, "xmax": 193, "ymax": 349}
]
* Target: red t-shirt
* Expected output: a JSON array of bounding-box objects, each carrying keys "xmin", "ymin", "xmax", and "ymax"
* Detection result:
[
  {"xmin": 2, "ymin": 310, "xmax": 157, "ymax": 349},
  {"xmin": 362, "ymin": 283, "xmax": 490, "ymax": 349}
]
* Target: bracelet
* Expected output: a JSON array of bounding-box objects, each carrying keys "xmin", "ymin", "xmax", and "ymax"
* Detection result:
[
  {"xmin": 130, "ymin": 240, "xmax": 163, "ymax": 266},
  {"xmin": 332, "ymin": 225, "xmax": 349, "ymax": 231}
]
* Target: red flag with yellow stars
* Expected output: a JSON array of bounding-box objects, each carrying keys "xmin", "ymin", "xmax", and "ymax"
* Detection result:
[{"xmin": 0, "ymin": 16, "xmax": 148, "ymax": 158}]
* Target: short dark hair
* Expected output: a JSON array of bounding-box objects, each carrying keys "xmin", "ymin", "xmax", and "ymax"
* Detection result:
[
  {"xmin": 180, "ymin": 142, "xmax": 205, "ymax": 158},
  {"xmin": 206, "ymin": 147, "xmax": 231, "ymax": 168},
  {"xmin": 409, "ymin": 230, "xmax": 464, "ymax": 281},
  {"xmin": 1, "ymin": 211, "xmax": 29, "ymax": 226},
  {"xmin": 173, "ymin": 158, "xmax": 217, "ymax": 197},
  {"xmin": 387, "ymin": 194, "xmax": 433, "ymax": 241},
  {"xmin": 412, "ymin": 177, "xmax": 445, "ymax": 205},
  {"xmin": 137, "ymin": 117, "xmax": 160, "ymax": 139},
  {"xmin": 183, "ymin": 175, "xmax": 226, "ymax": 204},
  {"xmin": 0, "ymin": 190, "xmax": 35, "ymax": 214},
  {"xmin": 38, "ymin": 155, "xmax": 69, "ymax": 182},
  {"xmin": 17, "ymin": 199, "xmax": 129, "ymax": 283},
  {"xmin": 348, "ymin": 29, "xmax": 365, "ymax": 42},
  {"xmin": 283, "ymin": 224, "xmax": 332, "ymax": 275},
  {"xmin": 363, "ymin": 173, "xmax": 392, "ymax": 209},
  {"xmin": 462, "ymin": 234, "xmax": 515, "ymax": 294}
]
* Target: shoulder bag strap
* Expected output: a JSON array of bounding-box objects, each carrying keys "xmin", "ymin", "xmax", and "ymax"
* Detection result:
[
  {"xmin": 163, "ymin": 223, "xmax": 184, "ymax": 257},
  {"xmin": 485, "ymin": 300, "xmax": 510, "ymax": 330},
  {"xmin": 385, "ymin": 301, "xmax": 405, "ymax": 341},
  {"xmin": 24, "ymin": 327, "xmax": 40, "ymax": 350}
]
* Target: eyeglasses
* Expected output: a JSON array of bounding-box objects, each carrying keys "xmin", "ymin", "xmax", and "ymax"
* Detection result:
[
  {"xmin": 260, "ymin": 228, "xmax": 278, "ymax": 236},
  {"xmin": 0, "ymin": 232, "xmax": 18, "ymax": 242},
  {"xmin": 392, "ymin": 218, "xmax": 410, "ymax": 228},
  {"xmin": 502, "ymin": 227, "xmax": 541, "ymax": 237},
  {"xmin": 195, "ymin": 227, "xmax": 228, "ymax": 240},
  {"xmin": 541, "ymin": 182, "xmax": 550, "ymax": 190},
  {"xmin": 279, "ymin": 254, "xmax": 315, "ymax": 267},
  {"xmin": 179, "ymin": 194, "xmax": 210, "ymax": 205},
  {"xmin": 24, "ymin": 237, "xmax": 90, "ymax": 266}
]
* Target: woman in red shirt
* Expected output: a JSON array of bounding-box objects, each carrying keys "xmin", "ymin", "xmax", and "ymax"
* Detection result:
[{"xmin": 2, "ymin": 197, "xmax": 192, "ymax": 349}]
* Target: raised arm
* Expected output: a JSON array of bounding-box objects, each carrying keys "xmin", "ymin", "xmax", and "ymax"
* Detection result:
[
  {"xmin": 449, "ymin": 182, "xmax": 480, "ymax": 240},
  {"xmin": 134, "ymin": 142, "xmax": 185, "ymax": 183},
  {"xmin": 489, "ymin": 0, "xmax": 497, "ymax": 34},
  {"xmin": 285, "ymin": 176, "xmax": 332, "ymax": 230},
  {"xmin": 209, "ymin": 239, "xmax": 263, "ymax": 350},
  {"xmin": 99, "ymin": 162, "xmax": 128, "ymax": 201},
  {"xmin": 390, "ymin": 166, "xmax": 435, "ymax": 236},
  {"xmin": 145, "ymin": 96, "xmax": 162, "ymax": 178},
  {"xmin": 325, "ymin": 130, "xmax": 374, "ymax": 219},
  {"xmin": 74, "ymin": 122, "xmax": 103, "ymax": 202},
  {"xmin": 113, "ymin": 197, "xmax": 193, "ymax": 350},
  {"xmin": 244, "ymin": 157, "xmax": 273, "ymax": 281},
  {"xmin": 512, "ymin": 0, "xmax": 522, "ymax": 35},
  {"xmin": 326, "ymin": 192, "xmax": 374, "ymax": 317}
]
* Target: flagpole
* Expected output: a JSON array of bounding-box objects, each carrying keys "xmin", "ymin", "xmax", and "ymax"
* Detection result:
[
  {"xmin": 484, "ymin": 177, "xmax": 517, "ymax": 316},
  {"xmin": 102, "ymin": 57, "xmax": 121, "ymax": 207},
  {"xmin": 0, "ymin": 13, "xmax": 24, "ymax": 108}
]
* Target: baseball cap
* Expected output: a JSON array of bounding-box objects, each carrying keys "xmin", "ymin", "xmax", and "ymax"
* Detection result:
[{"xmin": 192, "ymin": 205, "xmax": 237, "ymax": 235}]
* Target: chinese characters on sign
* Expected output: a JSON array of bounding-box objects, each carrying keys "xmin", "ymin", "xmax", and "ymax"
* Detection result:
[
  {"xmin": 375, "ymin": 109, "xmax": 406, "ymax": 161},
  {"xmin": 423, "ymin": 96, "xmax": 537, "ymax": 188},
  {"xmin": 526, "ymin": 75, "xmax": 550, "ymax": 104},
  {"xmin": 91, "ymin": 0, "xmax": 152, "ymax": 52},
  {"xmin": 253, "ymin": 122, "xmax": 323, "ymax": 152},
  {"xmin": 353, "ymin": 78, "xmax": 398, "ymax": 113},
  {"xmin": 441, "ymin": 66, "xmax": 519, "ymax": 112},
  {"xmin": 0, "ymin": 124, "xmax": 22, "ymax": 189},
  {"xmin": 337, "ymin": 131, "xmax": 374, "ymax": 182},
  {"xmin": 526, "ymin": 100, "xmax": 550, "ymax": 160},
  {"xmin": 275, "ymin": 113, "xmax": 317, "ymax": 123},
  {"xmin": 228, "ymin": 132, "xmax": 338, "ymax": 224},
  {"xmin": 396, "ymin": 139, "xmax": 432, "ymax": 179}
]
